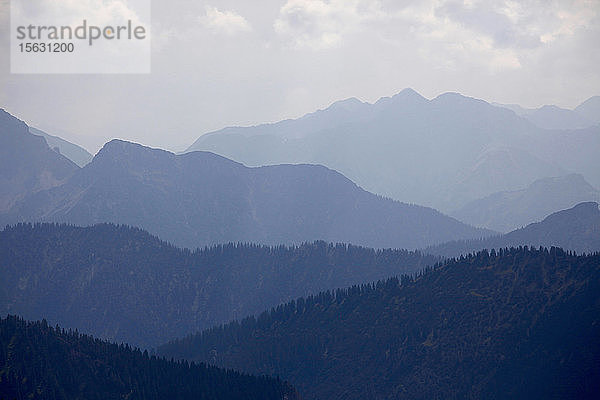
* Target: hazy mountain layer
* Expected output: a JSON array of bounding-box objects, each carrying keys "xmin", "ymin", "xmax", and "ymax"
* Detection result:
[
  {"xmin": 187, "ymin": 90, "xmax": 600, "ymax": 211},
  {"xmin": 453, "ymin": 174, "xmax": 600, "ymax": 232},
  {"xmin": 0, "ymin": 223, "xmax": 437, "ymax": 347},
  {"xmin": 0, "ymin": 109, "xmax": 78, "ymax": 212},
  {"xmin": 429, "ymin": 202, "xmax": 600, "ymax": 257},
  {"xmin": 494, "ymin": 102, "xmax": 596, "ymax": 130},
  {"xmin": 30, "ymin": 126, "xmax": 93, "ymax": 167},
  {"xmin": 575, "ymin": 95, "xmax": 600, "ymax": 125},
  {"xmin": 158, "ymin": 247, "xmax": 600, "ymax": 400},
  {"xmin": 2, "ymin": 139, "xmax": 491, "ymax": 249},
  {"xmin": 0, "ymin": 315, "xmax": 298, "ymax": 400}
]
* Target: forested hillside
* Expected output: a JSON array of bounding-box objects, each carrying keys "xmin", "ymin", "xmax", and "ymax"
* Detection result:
[
  {"xmin": 0, "ymin": 315, "xmax": 297, "ymax": 400},
  {"xmin": 429, "ymin": 202, "xmax": 600, "ymax": 257},
  {"xmin": 159, "ymin": 247, "xmax": 600, "ymax": 400},
  {"xmin": 0, "ymin": 222, "xmax": 436, "ymax": 347}
]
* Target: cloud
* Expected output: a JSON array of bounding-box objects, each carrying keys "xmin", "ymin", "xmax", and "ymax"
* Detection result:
[
  {"xmin": 365, "ymin": 0, "xmax": 599, "ymax": 74},
  {"xmin": 435, "ymin": 1, "xmax": 541, "ymax": 49},
  {"xmin": 11, "ymin": 0, "xmax": 148, "ymax": 26},
  {"xmin": 434, "ymin": 0, "xmax": 598, "ymax": 49},
  {"xmin": 203, "ymin": 6, "xmax": 252, "ymax": 35},
  {"xmin": 274, "ymin": 0, "xmax": 385, "ymax": 49}
]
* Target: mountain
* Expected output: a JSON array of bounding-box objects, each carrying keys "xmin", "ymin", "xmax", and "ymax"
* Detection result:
[
  {"xmin": 490, "ymin": 102, "xmax": 531, "ymax": 116},
  {"xmin": 158, "ymin": 247, "xmax": 600, "ymax": 400},
  {"xmin": 30, "ymin": 126, "xmax": 93, "ymax": 167},
  {"xmin": 2, "ymin": 139, "xmax": 492, "ymax": 250},
  {"xmin": 453, "ymin": 174, "xmax": 600, "ymax": 232},
  {"xmin": 448, "ymin": 146, "xmax": 566, "ymax": 210},
  {"xmin": 429, "ymin": 202, "xmax": 600, "ymax": 257},
  {"xmin": 493, "ymin": 103, "xmax": 595, "ymax": 130},
  {"xmin": 186, "ymin": 89, "xmax": 599, "ymax": 211},
  {"xmin": 0, "ymin": 315, "xmax": 298, "ymax": 400},
  {"xmin": 524, "ymin": 104, "xmax": 595, "ymax": 130},
  {"xmin": 0, "ymin": 109, "xmax": 78, "ymax": 212},
  {"xmin": 193, "ymin": 96, "xmax": 372, "ymax": 141},
  {"xmin": 575, "ymin": 95, "xmax": 600, "ymax": 125},
  {"xmin": 0, "ymin": 223, "xmax": 437, "ymax": 347}
]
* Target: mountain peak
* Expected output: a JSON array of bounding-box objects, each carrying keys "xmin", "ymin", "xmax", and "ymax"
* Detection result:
[
  {"xmin": 538, "ymin": 104, "xmax": 563, "ymax": 111},
  {"xmin": 576, "ymin": 95, "xmax": 600, "ymax": 109},
  {"xmin": 575, "ymin": 95, "xmax": 600, "ymax": 125},
  {"xmin": 99, "ymin": 138, "xmax": 141, "ymax": 151},
  {"xmin": 395, "ymin": 87, "xmax": 425, "ymax": 98},
  {"xmin": 432, "ymin": 92, "xmax": 483, "ymax": 104},
  {"xmin": 91, "ymin": 139, "xmax": 174, "ymax": 171},
  {"xmin": 323, "ymin": 97, "xmax": 365, "ymax": 113},
  {"xmin": 535, "ymin": 201, "xmax": 600, "ymax": 233},
  {"xmin": 96, "ymin": 139, "xmax": 169, "ymax": 157},
  {"xmin": 568, "ymin": 201, "xmax": 600, "ymax": 216},
  {"xmin": 0, "ymin": 108, "xmax": 30, "ymax": 136},
  {"xmin": 375, "ymin": 88, "xmax": 428, "ymax": 107}
]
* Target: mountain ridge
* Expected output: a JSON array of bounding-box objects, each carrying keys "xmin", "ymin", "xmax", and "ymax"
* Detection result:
[
  {"xmin": 429, "ymin": 201, "xmax": 600, "ymax": 257},
  {"xmin": 0, "ymin": 109, "xmax": 79, "ymax": 212},
  {"xmin": 158, "ymin": 247, "xmax": 600, "ymax": 400},
  {"xmin": 29, "ymin": 126, "xmax": 93, "ymax": 167},
  {"xmin": 3, "ymin": 136, "xmax": 493, "ymax": 250},
  {"xmin": 0, "ymin": 222, "xmax": 438, "ymax": 347},
  {"xmin": 452, "ymin": 173, "xmax": 600, "ymax": 232},
  {"xmin": 185, "ymin": 89, "xmax": 600, "ymax": 211}
]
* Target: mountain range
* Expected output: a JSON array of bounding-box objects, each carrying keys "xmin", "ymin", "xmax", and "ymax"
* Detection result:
[
  {"xmin": 428, "ymin": 202, "xmax": 600, "ymax": 257},
  {"xmin": 1, "ymin": 118, "xmax": 492, "ymax": 249},
  {"xmin": 0, "ymin": 109, "xmax": 78, "ymax": 212},
  {"xmin": 452, "ymin": 174, "xmax": 600, "ymax": 232},
  {"xmin": 2, "ymin": 93, "xmax": 600, "ymax": 400},
  {"xmin": 186, "ymin": 90, "xmax": 600, "ymax": 213},
  {"xmin": 0, "ymin": 223, "xmax": 437, "ymax": 347},
  {"xmin": 493, "ymin": 101, "xmax": 599, "ymax": 130},
  {"xmin": 159, "ymin": 247, "xmax": 600, "ymax": 400},
  {"xmin": 2, "ymin": 197, "xmax": 595, "ymax": 349}
]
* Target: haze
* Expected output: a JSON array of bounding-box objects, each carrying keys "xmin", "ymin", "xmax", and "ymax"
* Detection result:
[{"xmin": 0, "ymin": 0, "xmax": 599, "ymax": 153}]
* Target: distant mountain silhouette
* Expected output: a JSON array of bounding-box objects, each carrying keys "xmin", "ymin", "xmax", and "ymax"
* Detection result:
[
  {"xmin": 0, "ymin": 223, "xmax": 437, "ymax": 347},
  {"xmin": 30, "ymin": 126, "xmax": 93, "ymax": 167},
  {"xmin": 0, "ymin": 315, "xmax": 298, "ymax": 400},
  {"xmin": 453, "ymin": 174, "xmax": 600, "ymax": 232},
  {"xmin": 186, "ymin": 89, "xmax": 599, "ymax": 211},
  {"xmin": 429, "ymin": 202, "xmax": 600, "ymax": 257},
  {"xmin": 525, "ymin": 104, "xmax": 594, "ymax": 129},
  {"xmin": 159, "ymin": 247, "xmax": 600, "ymax": 400},
  {"xmin": 494, "ymin": 102, "xmax": 595, "ymax": 130},
  {"xmin": 449, "ymin": 146, "xmax": 566, "ymax": 210},
  {"xmin": 2, "ymin": 139, "xmax": 491, "ymax": 249},
  {"xmin": 0, "ymin": 109, "xmax": 78, "ymax": 212},
  {"xmin": 575, "ymin": 95, "xmax": 600, "ymax": 125}
]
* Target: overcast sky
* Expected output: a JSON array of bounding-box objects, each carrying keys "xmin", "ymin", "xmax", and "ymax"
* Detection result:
[{"xmin": 1, "ymin": 0, "xmax": 599, "ymax": 153}]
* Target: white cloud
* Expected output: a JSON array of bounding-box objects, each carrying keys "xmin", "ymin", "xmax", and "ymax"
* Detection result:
[
  {"xmin": 274, "ymin": 0, "xmax": 385, "ymax": 49},
  {"xmin": 433, "ymin": 0, "xmax": 598, "ymax": 49},
  {"xmin": 203, "ymin": 6, "xmax": 252, "ymax": 36},
  {"xmin": 367, "ymin": 0, "xmax": 599, "ymax": 73},
  {"xmin": 11, "ymin": 0, "xmax": 148, "ymax": 27}
]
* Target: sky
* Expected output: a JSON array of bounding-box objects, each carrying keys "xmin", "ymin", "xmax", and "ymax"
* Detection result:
[{"xmin": 1, "ymin": 0, "xmax": 599, "ymax": 154}]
